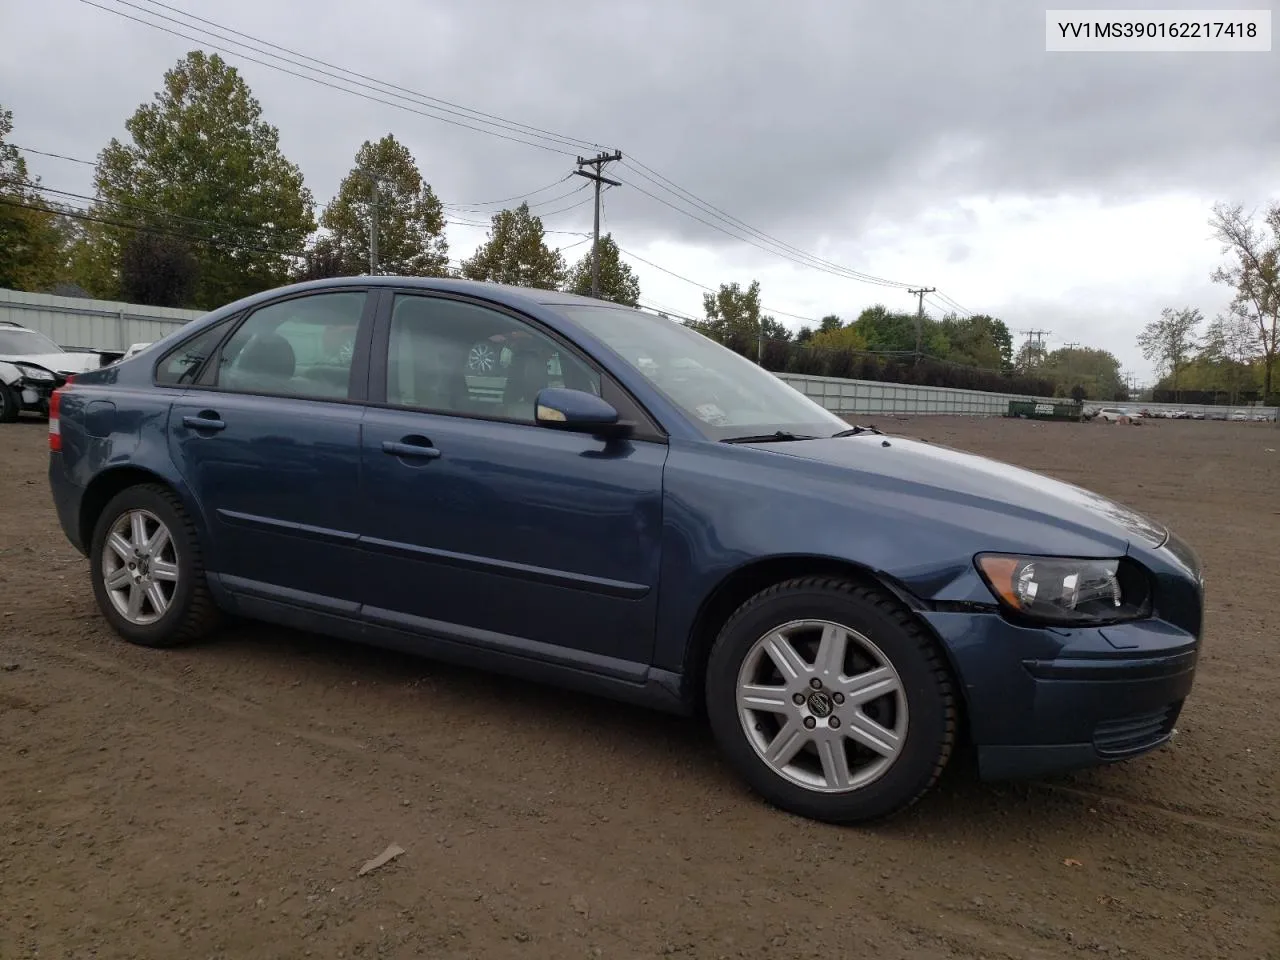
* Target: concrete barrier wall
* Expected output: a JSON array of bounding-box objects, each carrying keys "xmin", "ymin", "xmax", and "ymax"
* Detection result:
[
  {"xmin": 774, "ymin": 373, "xmax": 1278, "ymax": 420},
  {"xmin": 776, "ymin": 372, "xmax": 1055, "ymax": 416},
  {"xmin": 0, "ymin": 288, "xmax": 203, "ymax": 353}
]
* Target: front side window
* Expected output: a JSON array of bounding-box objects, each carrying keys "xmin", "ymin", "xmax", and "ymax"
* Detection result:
[
  {"xmin": 385, "ymin": 295, "xmax": 600, "ymax": 422},
  {"xmin": 558, "ymin": 304, "xmax": 846, "ymax": 440},
  {"xmin": 214, "ymin": 291, "xmax": 367, "ymax": 400}
]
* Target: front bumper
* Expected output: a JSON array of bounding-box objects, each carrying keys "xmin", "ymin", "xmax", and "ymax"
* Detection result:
[
  {"xmin": 922, "ymin": 610, "xmax": 1198, "ymax": 781},
  {"xmin": 16, "ymin": 376, "xmax": 60, "ymax": 413}
]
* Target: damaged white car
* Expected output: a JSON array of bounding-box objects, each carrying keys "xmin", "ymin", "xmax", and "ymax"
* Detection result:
[{"xmin": 0, "ymin": 321, "xmax": 124, "ymax": 422}]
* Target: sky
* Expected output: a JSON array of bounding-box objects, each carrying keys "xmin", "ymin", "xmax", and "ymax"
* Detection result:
[{"xmin": 2, "ymin": 0, "xmax": 1277, "ymax": 382}]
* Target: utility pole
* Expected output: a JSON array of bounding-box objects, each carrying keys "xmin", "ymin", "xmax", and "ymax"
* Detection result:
[
  {"xmin": 573, "ymin": 150, "xmax": 622, "ymax": 298},
  {"xmin": 353, "ymin": 168, "xmax": 382, "ymax": 275},
  {"xmin": 369, "ymin": 181, "xmax": 379, "ymax": 275},
  {"xmin": 907, "ymin": 287, "xmax": 935, "ymax": 363},
  {"xmin": 1063, "ymin": 341, "xmax": 1079, "ymax": 388},
  {"xmin": 1017, "ymin": 328, "xmax": 1051, "ymax": 370}
]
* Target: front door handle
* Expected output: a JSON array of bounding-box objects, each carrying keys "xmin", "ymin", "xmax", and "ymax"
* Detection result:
[
  {"xmin": 382, "ymin": 439, "xmax": 441, "ymax": 460},
  {"xmin": 182, "ymin": 413, "xmax": 226, "ymax": 431}
]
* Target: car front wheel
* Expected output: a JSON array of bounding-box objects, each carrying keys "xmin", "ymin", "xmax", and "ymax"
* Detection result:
[
  {"xmin": 706, "ymin": 577, "xmax": 957, "ymax": 823},
  {"xmin": 89, "ymin": 483, "xmax": 220, "ymax": 647},
  {"xmin": 0, "ymin": 382, "xmax": 19, "ymax": 423}
]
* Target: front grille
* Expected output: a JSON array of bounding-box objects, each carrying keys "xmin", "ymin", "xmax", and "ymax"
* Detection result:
[{"xmin": 1092, "ymin": 702, "xmax": 1181, "ymax": 756}]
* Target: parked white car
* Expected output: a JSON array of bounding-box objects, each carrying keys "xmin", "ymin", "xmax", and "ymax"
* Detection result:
[
  {"xmin": 1096, "ymin": 407, "xmax": 1140, "ymax": 422},
  {"xmin": 0, "ymin": 321, "xmax": 118, "ymax": 422}
]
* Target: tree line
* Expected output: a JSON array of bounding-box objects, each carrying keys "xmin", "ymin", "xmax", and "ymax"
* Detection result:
[
  {"xmin": 1137, "ymin": 205, "xmax": 1280, "ymax": 406},
  {"xmin": 4, "ymin": 49, "xmax": 1130, "ymax": 399}
]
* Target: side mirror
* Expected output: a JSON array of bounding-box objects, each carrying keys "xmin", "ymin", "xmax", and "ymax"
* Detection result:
[{"xmin": 534, "ymin": 387, "xmax": 633, "ymax": 440}]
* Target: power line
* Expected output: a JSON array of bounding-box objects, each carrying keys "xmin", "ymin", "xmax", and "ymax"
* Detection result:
[
  {"xmin": 7, "ymin": 144, "xmax": 96, "ymax": 167},
  {"xmin": 0, "ymin": 195, "xmax": 306, "ymax": 258},
  {"xmin": 618, "ymin": 158, "xmax": 917, "ymax": 290},
  {"xmin": 128, "ymin": 0, "xmax": 603, "ymax": 153},
  {"xmin": 75, "ymin": 0, "xmax": 586, "ymax": 156},
  {"xmin": 443, "ymin": 173, "xmax": 573, "ymax": 210},
  {"xmin": 64, "ymin": 2, "xmax": 975, "ymax": 305}
]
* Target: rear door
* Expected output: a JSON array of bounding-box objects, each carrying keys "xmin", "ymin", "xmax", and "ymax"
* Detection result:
[
  {"xmin": 167, "ymin": 287, "xmax": 376, "ymax": 608},
  {"xmin": 357, "ymin": 290, "xmax": 669, "ymax": 671}
]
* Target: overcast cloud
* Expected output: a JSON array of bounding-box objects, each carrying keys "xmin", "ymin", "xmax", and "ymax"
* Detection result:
[{"xmin": 3, "ymin": 0, "xmax": 1277, "ymax": 379}]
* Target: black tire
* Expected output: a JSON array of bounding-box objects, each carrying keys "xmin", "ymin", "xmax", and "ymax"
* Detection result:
[
  {"xmin": 88, "ymin": 483, "xmax": 221, "ymax": 648},
  {"xmin": 705, "ymin": 576, "xmax": 957, "ymax": 824},
  {"xmin": 0, "ymin": 382, "xmax": 20, "ymax": 423}
]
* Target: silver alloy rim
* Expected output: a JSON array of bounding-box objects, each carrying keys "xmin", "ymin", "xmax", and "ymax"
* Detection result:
[
  {"xmin": 468, "ymin": 341, "xmax": 497, "ymax": 373},
  {"xmin": 736, "ymin": 619, "xmax": 908, "ymax": 793},
  {"xmin": 101, "ymin": 509, "xmax": 179, "ymax": 625}
]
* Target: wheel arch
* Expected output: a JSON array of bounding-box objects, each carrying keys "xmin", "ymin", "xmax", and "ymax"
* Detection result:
[
  {"xmin": 79, "ymin": 465, "xmax": 202, "ymax": 555},
  {"xmin": 681, "ymin": 555, "xmax": 970, "ymax": 731}
]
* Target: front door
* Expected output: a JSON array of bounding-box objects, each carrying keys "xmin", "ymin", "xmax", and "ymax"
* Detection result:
[
  {"xmin": 358, "ymin": 291, "xmax": 668, "ymax": 671},
  {"xmin": 168, "ymin": 288, "xmax": 375, "ymax": 608}
]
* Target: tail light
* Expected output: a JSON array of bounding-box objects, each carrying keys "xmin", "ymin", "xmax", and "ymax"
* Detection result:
[{"xmin": 49, "ymin": 375, "xmax": 72, "ymax": 452}]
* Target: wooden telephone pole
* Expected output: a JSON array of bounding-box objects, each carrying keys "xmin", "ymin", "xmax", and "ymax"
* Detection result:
[
  {"xmin": 907, "ymin": 287, "xmax": 936, "ymax": 363},
  {"xmin": 573, "ymin": 151, "xmax": 622, "ymax": 298}
]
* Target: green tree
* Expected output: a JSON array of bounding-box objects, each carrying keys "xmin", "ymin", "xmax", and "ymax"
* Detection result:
[
  {"xmin": 119, "ymin": 230, "xmax": 198, "ymax": 306},
  {"xmin": 93, "ymin": 51, "xmax": 316, "ymax": 307},
  {"xmin": 809, "ymin": 323, "xmax": 869, "ymax": 352},
  {"xmin": 691, "ymin": 280, "xmax": 775, "ymax": 357},
  {"xmin": 319, "ymin": 134, "xmax": 448, "ymax": 277},
  {"xmin": 938, "ymin": 313, "xmax": 1013, "ymax": 370},
  {"xmin": 818, "ymin": 314, "xmax": 842, "ymax": 333},
  {"xmin": 460, "ymin": 202, "xmax": 565, "ymax": 289},
  {"xmin": 0, "ymin": 104, "xmax": 72, "ymax": 291},
  {"xmin": 852, "ymin": 305, "xmax": 949, "ymax": 358},
  {"xmin": 1210, "ymin": 202, "xmax": 1280, "ymax": 400},
  {"xmin": 1039, "ymin": 346, "xmax": 1124, "ymax": 399},
  {"xmin": 564, "ymin": 233, "xmax": 640, "ymax": 305},
  {"xmin": 1138, "ymin": 307, "xmax": 1201, "ymax": 398}
]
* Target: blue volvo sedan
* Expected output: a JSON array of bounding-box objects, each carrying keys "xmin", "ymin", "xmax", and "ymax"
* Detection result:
[{"xmin": 47, "ymin": 277, "xmax": 1204, "ymax": 823}]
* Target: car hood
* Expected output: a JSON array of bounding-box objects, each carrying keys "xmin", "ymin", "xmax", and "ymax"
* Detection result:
[
  {"xmin": 0, "ymin": 351, "xmax": 105, "ymax": 376},
  {"xmin": 758, "ymin": 434, "xmax": 1168, "ymax": 549}
]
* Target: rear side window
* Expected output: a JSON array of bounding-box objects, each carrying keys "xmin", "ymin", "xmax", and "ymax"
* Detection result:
[
  {"xmin": 155, "ymin": 316, "xmax": 238, "ymax": 387},
  {"xmin": 213, "ymin": 291, "xmax": 368, "ymax": 400}
]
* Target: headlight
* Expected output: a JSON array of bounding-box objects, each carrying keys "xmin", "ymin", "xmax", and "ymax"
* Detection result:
[
  {"xmin": 16, "ymin": 365, "xmax": 55, "ymax": 382},
  {"xmin": 975, "ymin": 554, "xmax": 1152, "ymax": 625}
]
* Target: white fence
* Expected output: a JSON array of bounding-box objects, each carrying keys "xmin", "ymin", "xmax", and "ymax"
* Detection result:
[
  {"xmin": 777, "ymin": 373, "xmax": 1056, "ymax": 417},
  {"xmin": 0, "ymin": 288, "xmax": 202, "ymax": 353},
  {"xmin": 775, "ymin": 373, "xmax": 1277, "ymax": 420}
]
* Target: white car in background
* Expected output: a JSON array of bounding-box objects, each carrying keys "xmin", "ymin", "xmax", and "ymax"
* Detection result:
[
  {"xmin": 1096, "ymin": 407, "xmax": 1140, "ymax": 422},
  {"xmin": 0, "ymin": 320, "xmax": 121, "ymax": 422}
]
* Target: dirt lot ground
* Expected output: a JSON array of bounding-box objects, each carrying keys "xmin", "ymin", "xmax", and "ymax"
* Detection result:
[{"xmin": 1, "ymin": 415, "xmax": 1277, "ymax": 960}]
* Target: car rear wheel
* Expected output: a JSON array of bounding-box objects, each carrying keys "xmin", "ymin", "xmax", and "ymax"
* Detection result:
[
  {"xmin": 89, "ymin": 483, "xmax": 220, "ymax": 647},
  {"xmin": 706, "ymin": 577, "xmax": 957, "ymax": 823},
  {"xmin": 0, "ymin": 382, "xmax": 19, "ymax": 423}
]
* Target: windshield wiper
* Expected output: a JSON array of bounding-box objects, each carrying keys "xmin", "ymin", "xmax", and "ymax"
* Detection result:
[
  {"xmin": 831, "ymin": 424, "xmax": 883, "ymax": 437},
  {"xmin": 721, "ymin": 431, "xmax": 816, "ymax": 444}
]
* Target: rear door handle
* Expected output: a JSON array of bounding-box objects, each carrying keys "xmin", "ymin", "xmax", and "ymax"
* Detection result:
[
  {"xmin": 182, "ymin": 414, "xmax": 226, "ymax": 431},
  {"xmin": 382, "ymin": 439, "xmax": 441, "ymax": 460}
]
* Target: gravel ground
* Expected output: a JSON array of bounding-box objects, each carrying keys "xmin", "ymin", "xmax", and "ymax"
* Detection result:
[{"xmin": 1, "ymin": 414, "xmax": 1277, "ymax": 960}]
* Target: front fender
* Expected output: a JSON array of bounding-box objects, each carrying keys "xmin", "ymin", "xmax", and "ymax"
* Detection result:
[
  {"xmin": 652, "ymin": 439, "xmax": 1128, "ymax": 673},
  {"xmin": 0, "ymin": 360, "xmax": 21, "ymax": 386}
]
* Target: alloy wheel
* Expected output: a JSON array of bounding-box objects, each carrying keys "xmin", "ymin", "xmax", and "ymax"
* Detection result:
[
  {"xmin": 101, "ymin": 509, "xmax": 179, "ymax": 625},
  {"xmin": 736, "ymin": 619, "xmax": 908, "ymax": 793}
]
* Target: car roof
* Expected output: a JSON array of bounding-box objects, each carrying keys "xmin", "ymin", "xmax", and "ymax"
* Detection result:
[{"xmin": 259, "ymin": 276, "xmax": 618, "ymax": 311}]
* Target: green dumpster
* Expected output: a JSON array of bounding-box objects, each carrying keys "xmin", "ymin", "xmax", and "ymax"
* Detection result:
[{"xmin": 1007, "ymin": 399, "xmax": 1083, "ymax": 421}]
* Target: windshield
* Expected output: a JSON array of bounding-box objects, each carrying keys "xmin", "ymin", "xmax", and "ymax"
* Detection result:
[
  {"xmin": 0, "ymin": 328, "xmax": 62, "ymax": 356},
  {"xmin": 558, "ymin": 304, "xmax": 847, "ymax": 440}
]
